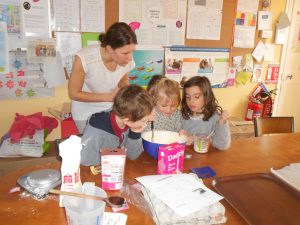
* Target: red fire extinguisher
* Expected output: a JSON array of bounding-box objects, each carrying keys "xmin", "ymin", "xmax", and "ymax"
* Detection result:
[
  {"xmin": 255, "ymin": 92, "xmax": 273, "ymax": 117},
  {"xmin": 245, "ymin": 100, "xmax": 263, "ymax": 121}
]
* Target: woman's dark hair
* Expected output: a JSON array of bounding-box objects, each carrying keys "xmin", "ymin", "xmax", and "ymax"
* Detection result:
[
  {"xmin": 181, "ymin": 76, "xmax": 222, "ymax": 120},
  {"xmin": 99, "ymin": 22, "xmax": 137, "ymax": 49}
]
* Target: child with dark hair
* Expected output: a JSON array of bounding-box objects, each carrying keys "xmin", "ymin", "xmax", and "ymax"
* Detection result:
[
  {"xmin": 81, "ymin": 85, "xmax": 154, "ymax": 166},
  {"xmin": 69, "ymin": 22, "xmax": 137, "ymax": 133},
  {"xmin": 180, "ymin": 76, "xmax": 230, "ymax": 150}
]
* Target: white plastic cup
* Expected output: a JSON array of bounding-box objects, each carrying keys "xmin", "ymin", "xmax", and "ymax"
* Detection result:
[
  {"xmin": 63, "ymin": 186, "xmax": 106, "ymax": 225},
  {"xmin": 193, "ymin": 134, "xmax": 210, "ymax": 153}
]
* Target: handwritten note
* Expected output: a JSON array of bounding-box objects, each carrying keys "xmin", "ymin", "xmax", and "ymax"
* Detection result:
[{"xmin": 103, "ymin": 212, "xmax": 127, "ymax": 225}]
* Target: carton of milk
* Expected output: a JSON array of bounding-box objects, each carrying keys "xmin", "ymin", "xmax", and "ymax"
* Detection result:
[
  {"xmin": 101, "ymin": 148, "xmax": 126, "ymax": 190},
  {"xmin": 157, "ymin": 143, "xmax": 185, "ymax": 174}
]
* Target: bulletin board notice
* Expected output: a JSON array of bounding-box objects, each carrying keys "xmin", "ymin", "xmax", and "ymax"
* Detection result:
[{"xmin": 165, "ymin": 47, "xmax": 229, "ymax": 88}]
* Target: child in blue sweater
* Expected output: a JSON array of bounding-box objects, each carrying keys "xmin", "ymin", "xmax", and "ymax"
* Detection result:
[{"xmin": 81, "ymin": 85, "xmax": 154, "ymax": 166}]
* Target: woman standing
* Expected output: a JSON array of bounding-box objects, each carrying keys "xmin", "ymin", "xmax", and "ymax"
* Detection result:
[{"xmin": 69, "ymin": 22, "xmax": 137, "ymax": 133}]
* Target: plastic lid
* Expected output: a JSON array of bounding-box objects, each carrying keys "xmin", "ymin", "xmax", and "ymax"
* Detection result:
[{"xmin": 27, "ymin": 169, "xmax": 61, "ymax": 188}]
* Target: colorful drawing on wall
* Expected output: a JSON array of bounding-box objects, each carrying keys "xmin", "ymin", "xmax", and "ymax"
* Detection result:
[
  {"xmin": 0, "ymin": 50, "xmax": 54, "ymax": 99},
  {"xmin": 129, "ymin": 48, "xmax": 164, "ymax": 86}
]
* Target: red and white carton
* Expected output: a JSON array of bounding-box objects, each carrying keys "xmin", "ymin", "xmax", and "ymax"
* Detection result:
[
  {"xmin": 101, "ymin": 148, "xmax": 126, "ymax": 190},
  {"xmin": 157, "ymin": 143, "xmax": 185, "ymax": 175}
]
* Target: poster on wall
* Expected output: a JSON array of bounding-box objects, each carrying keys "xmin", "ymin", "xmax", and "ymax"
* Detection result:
[
  {"xmin": 165, "ymin": 47, "xmax": 229, "ymax": 87},
  {"xmin": 0, "ymin": 1, "xmax": 25, "ymax": 49},
  {"xmin": 0, "ymin": 50, "xmax": 54, "ymax": 99},
  {"xmin": 265, "ymin": 64, "xmax": 280, "ymax": 84},
  {"xmin": 129, "ymin": 46, "xmax": 164, "ymax": 87},
  {"xmin": 233, "ymin": 0, "xmax": 259, "ymax": 48},
  {"xmin": 186, "ymin": 0, "xmax": 223, "ymax": 40},
  {"xmin": 21, "ymin": 0, "xmax": 51, "ymax": 37},
  {"xmin": 0, "ymin": 22, "xmax": 8, "ymax": 73},
  {"xmin": 119, "ymin": 0, "xmax": 187, "ymax": 46}
]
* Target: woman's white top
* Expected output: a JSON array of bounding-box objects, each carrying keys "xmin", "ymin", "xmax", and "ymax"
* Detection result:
[{"xmin": 71, "ymin": 45, "xmax": 135, "ymax": 121}]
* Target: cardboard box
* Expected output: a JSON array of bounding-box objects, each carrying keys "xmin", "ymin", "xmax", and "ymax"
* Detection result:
[
  {"xmin": 157, "ymin": 143, "xmax": 185, "ymax": 174},
  {"xmin": 101, "ymin": 148, "xmax": 126, "ymax": 190},
  {"xmin": 48, "ymin": 103, "xmax": 79, "ymax": 138}
]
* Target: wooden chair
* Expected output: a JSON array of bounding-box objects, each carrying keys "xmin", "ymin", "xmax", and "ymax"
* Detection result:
[{"xmin": 254, "ymin": 117, "xmax": 294, "ymax": 137}]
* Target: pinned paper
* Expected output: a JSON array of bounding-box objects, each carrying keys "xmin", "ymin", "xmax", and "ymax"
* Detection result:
[
  {"xmin": 233, "ymin": 55, "xmax": 243, "ymax": 72},
  {"xmin": 275, "ymin": 27, "xmax": 289, "ymax": 44},
  {"xmin": 236, "ymin": 71, "xmax": 251, "ymax": 85},
  {"xmin": 265, "ymin": 64, "xmax": 280, "ymax": 84},
  {"xmin": 226, "ymin": 67, "xmax": 236, "ymax": 86},
  {"xmin": 252, "ymin": 64, "xmax": 264, "ymax": 82},
  {"xmin": 277, "ymin": 12, "xmax": 291, "ymax": 29},
  {"xmin": 244, "ymin": 54, "xmax": 254, "ymax": 72},
  {"xmin": 264, "ymin": 44, "xmax": 275, "ymax": 62},
  {"xmin": 252, "ymin": 41, "xmax": 267, "ymax": 62},
  {"xmin": 258, "ymin": 11, "xmax": 272, "ymax": 30},
  {"xmin": 261, "ymin": 30, "xmax": 273, "ymax": 38}
]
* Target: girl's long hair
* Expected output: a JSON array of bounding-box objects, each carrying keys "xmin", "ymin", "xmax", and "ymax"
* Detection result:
[{"xmin": 181, "ymin": 76, "xmax": 222, "ymax": 120}]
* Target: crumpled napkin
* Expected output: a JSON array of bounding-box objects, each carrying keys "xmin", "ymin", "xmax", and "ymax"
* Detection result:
[{"xmin": 9, "ymin": 112, "xmax": 58, "ymax": 143}]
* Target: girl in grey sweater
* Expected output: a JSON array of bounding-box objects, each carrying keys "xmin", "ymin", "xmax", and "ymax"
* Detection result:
[{"xmin": 180, "ymin": 76, "xmax": 231, "ymax": 150}]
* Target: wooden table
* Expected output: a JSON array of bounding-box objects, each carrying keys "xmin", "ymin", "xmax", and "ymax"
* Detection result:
[{"xmin": 1, "ymin": 133, "xmax": 300, "ymax": 225}]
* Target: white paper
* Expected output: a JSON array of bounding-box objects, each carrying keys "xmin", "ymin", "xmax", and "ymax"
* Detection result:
[
  {"xmin": 237, "ymin": 0, "xmax": 259, "ymax": 12},
  {"xmin": 234, "ymin": 26, "xmax": 256, "ymax": 48},
  {"xmin": 52, "ymin": 0, "xmax": 80, "ymax": 32},
  {"xmin": 21, "ymin": 0, "xmax": 50, "ymax": 37},
  {"xmin": 119, "ymin": 0, "xmax": 187, "ymax": 46},
  {"xmin": 251, "ymin": 63, "xmax": 263, "ymax": 82},
  {"xmin": 261, "ymin": 30, "xmax": 273, "ymax": 38},
  {"xmin": 258, "ymin": 11, "xmax": 272, "ymax": 30},
  {"xmin": 56, "ymin": 32, "xmax": 82, "ymax": 75},
  {"xmin": 186, "ymin": 1, "xmax": 223, "ymax": 40},
  {"xmin": 80, "ymin": 0, "xmax": 105, "ymax": 32},
  {"xmin": 252, "ymin": 41, "xmax": 267, "ymax": 62},
  {"xmin": 136, "ymin": 174, "xmax": 223, "ymax": 217},
  {"xmin": 275, "ymin": 26, "xmax": 289, "ymax": 44},
  {"xmin": 271, "ymin": 163, "xmax": 300, "ymax": 191},
  {"xmin": 264, "ymin": 43, "xmax": 275, "ymax": 62},
  {"xmin": 26, "ymin": 37, "xmax": 57, "ymax": 64},
  {"xmin": 103, "ymin": 212, "xmax": 127, "ymax": 225},
  {"xmin": 0, "ymin": 22, "xmax": 9, "ymax": 73},
  {"xmin": 234, "ymin": 0, "xmax": 258, "ymax": 48},
  {"xmin": 44, "ymin": 52, "xmax": 66, "ymax": 88}
]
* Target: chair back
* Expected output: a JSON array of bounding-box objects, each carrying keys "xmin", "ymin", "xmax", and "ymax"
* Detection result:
[{"xmin": 254, "ymin": 117, "xmax": 294, "ymax": 137}]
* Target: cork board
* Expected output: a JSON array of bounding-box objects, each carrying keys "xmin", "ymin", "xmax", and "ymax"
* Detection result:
[{"xmin": 105, "ymin": 0, "xmax": 262, "ymax": 62}]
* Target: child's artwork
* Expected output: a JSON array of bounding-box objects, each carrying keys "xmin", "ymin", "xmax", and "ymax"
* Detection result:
[
  {"xmin": 0, "ymin": 3, "xmax": 21, "ymax": 34},
  {"xmin": 129, "ymin": 47, "xmax": 164, "ymax": 87},
  {"xmin": 0, "ymin": 50, "xmax": 54, "ymax": 99}
]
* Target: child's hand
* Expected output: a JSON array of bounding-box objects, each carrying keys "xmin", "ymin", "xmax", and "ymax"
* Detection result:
[
  {"xmin": 219, "ymin": 110, "xmax": 230, "ymax": 125},
  {"xmin": 179, "ymin": 129, "xmax": 193, "ymax": 145}
]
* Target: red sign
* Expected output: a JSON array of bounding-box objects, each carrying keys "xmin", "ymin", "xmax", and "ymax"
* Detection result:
[{"xmin": 265, "ymin": 64, "xmax": 280, "ymax": 84}]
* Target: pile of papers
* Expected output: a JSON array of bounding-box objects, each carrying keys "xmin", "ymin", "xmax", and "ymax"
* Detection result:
[{"xmin": 136, "ymin": 173, "xmax": 226, "ymax": 225}]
